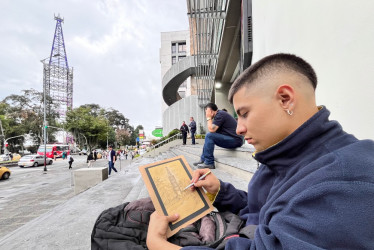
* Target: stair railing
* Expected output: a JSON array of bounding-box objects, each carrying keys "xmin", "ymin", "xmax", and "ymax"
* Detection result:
[{"xmin": 148, "ymin": 133, "xmax": 182, "ymax": 157}]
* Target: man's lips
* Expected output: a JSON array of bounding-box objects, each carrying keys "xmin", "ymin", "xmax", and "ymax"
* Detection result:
[{"xmin": 245, "ymin": 138, "xmax": 254, "ymax": 144}]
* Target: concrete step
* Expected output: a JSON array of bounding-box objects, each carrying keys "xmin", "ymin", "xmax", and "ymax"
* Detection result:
[
  {"xmin": 122, "ymin": 176, "xmax": 144, "ymax": 203},
  {"xmin": 176, "ymin": 144, "xmax": 255, "ymax": 161},
  {"xmin": 137, "ymin": 183, "xmax": 150, "ymax": 200},
  {"xmin": 168, "ymin": 148, "xmax": 250, "ymax": 191},
  {"xmin": 170, "ymin": 147, "xmax": 256, "ymax": 181}
]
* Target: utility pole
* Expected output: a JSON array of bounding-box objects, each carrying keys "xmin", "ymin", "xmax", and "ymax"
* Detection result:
[
  {"xmin": 43, "ymin": 70, "xmax": 48, "ymax": 172},
  {"xmin": 0, "ymin": 119, "xmax": 4, "ymax": 154}
]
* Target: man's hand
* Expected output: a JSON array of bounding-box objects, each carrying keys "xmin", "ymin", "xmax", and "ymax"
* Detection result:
[
  {"xmin": 190, "ymin": 169, "xmax": 220, "ymax": 194},
  {"xmin": 205, "ymin": 108, "xmax": 214, "ymax": 119},
  {"xmin": 147, "ymin": 212, "xmax": 181, "ymax": 250}
]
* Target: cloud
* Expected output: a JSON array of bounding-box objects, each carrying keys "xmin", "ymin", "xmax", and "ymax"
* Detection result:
[{"xmin": 0, "ymin": 0, "xmax": 188, "ymax": 136}]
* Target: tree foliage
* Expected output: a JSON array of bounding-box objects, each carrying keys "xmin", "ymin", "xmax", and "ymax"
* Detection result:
[
  {"xmin": 0, "ymin": 89, "xmax": 60, "ymax": 153},
  {"xmin": 1, "ymin": 90, "xmax": 142, "ymax": 153}
]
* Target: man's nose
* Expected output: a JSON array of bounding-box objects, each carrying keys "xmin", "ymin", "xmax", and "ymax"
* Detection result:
[{"xmin": 236, "ymin": 120, "xmax": 246, "ymax": 136}]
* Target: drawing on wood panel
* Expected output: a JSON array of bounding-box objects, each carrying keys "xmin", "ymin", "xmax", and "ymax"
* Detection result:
[{"xmin": 139, "ymin": 155, "xmax": 214, "ymax": 237}]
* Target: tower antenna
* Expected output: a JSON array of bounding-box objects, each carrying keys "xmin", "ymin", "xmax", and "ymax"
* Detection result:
[{"xmin": 42, "ymin": 14, "xmax": 73, "ymax": 119}]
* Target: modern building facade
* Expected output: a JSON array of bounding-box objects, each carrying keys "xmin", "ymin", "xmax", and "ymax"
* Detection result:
[
  {"xmin": 161, "ymin": 0, "xmax": 374, "ymax": 140},
  {"xmin": 161, "ymin": 31, "xmax": 207, "ymax": 135}
]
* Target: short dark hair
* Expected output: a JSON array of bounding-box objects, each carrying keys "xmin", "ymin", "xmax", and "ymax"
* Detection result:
[
  {"xmin": 204, "ymin": 103, "xmax": 218, "ymax": 111},
  {"xmin": 228, "ymin": 53, "xmax": 317, "ymax": 103}
]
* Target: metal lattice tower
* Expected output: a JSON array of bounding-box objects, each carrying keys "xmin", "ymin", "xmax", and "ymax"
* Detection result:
[{"xmin": 42, "ymin": 14, "xmax": 73, "ymax": 118}]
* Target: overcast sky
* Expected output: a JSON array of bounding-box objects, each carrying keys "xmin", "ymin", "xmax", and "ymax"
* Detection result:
[{"xmin": 0, "ymin": 0, "xmax": 188, "ymax": 136}]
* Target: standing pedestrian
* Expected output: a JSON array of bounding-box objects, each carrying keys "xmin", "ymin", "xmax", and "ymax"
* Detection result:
[
  {"xmin": 53, "ymin": 151, "xmax": 57, "ymax": 161},
  {"xmin": 107, "ymin": 145, "xmax": 118, "ymax": 175},
  {"xmin": 93, "ymin": 150, "xmax": 97, "ymax": 161},
  {"xmin": 189, "ymin": 117, "xmax": 196, "ymax": 145},
  {"xmin": 87, "ymin": 152, "xmax": 94, "ymax": 167},
  {"xmin": 67, "ymin": 154, "xmax": 74, "ymax": 169},
  {"xmin": 180, "ymin": 121, "xmax": 189, "ymax": 145}
]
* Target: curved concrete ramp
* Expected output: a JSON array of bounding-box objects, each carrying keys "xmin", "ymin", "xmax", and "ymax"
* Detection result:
[{"xmin": 162, "ymin": 56, "xmax": 196, "ymax": 106}]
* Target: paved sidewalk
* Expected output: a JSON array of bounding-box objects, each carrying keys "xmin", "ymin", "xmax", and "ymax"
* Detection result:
[{"xmin": 0, "ymin": 159, "xmax": 138, "ymax": 250}]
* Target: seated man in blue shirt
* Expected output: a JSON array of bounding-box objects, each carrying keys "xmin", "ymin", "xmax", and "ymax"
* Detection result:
[
  {"xmin": 146, "ymin": 53, "xmax": 374, "ymax": 250},
  {"xmin": 193, "ymin": 103, "xmax": 243, "ymax": 169}
]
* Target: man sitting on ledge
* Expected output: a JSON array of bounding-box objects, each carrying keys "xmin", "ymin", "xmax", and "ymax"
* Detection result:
[{"xmin": 193, "ymin": 103, "xmax": 243, "ymax": 169}]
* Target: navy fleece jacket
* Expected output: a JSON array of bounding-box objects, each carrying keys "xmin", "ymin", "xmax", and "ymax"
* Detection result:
[{"xmin": 182, "ymin": 107, "xmax": 374, "ymax": 249}]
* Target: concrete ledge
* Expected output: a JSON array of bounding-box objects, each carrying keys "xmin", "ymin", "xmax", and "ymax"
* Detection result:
[{"xmin": 74, "ymin": 167, "xmax": 108, "ymax": 195}]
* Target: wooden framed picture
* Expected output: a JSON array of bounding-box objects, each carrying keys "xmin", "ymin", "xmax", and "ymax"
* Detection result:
[{"xmin": 139, "ymin": 155, "xmax": 214, "ymax": 237}]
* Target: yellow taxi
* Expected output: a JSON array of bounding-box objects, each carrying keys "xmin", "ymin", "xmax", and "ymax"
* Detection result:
[{"xmin": 0, "ymin": 166, "xmax": 11, "ymax": 180}]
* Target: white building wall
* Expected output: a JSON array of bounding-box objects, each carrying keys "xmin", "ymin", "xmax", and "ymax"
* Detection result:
[
  {"xmin": 163, "ymin": 95, "xmax": 205, "ymax": 136},
  {"xmin": 252, "ymin": 0, "xmax": 374, "ymax": 140},
  {"xmin": 160, "ymin": 30, "xmax": 190, "ymax": 112}
]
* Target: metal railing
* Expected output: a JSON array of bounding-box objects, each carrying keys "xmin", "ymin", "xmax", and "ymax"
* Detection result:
[{"xmin": 141, "ymin": 133, "xmax": 182, "ymax": 158}]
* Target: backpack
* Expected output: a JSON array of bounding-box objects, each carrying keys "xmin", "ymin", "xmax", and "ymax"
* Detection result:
[
  {"xmin": 91, "ymin": 197, "xmax": 247, "ymax": 250},
  {"xmin": 70, "ymin": 157, "xmax": 74, "ymax": 162}
]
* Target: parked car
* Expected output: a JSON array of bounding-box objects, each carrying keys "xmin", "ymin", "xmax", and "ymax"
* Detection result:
[
  {"xmin": 0, "ymin": 154, "xmax": 11, "ymax": 161},
  {"xmin": 18, "ymin": 155, "xmax": 53, "ymax": 167},
  {"xmin": 20, "ymin": 149, "xmax": 32, "ymax": 155},
  {"xmin": 79, "ymin": 149, "xmax": 87, "ymax": 155},
  {"xmin": 0, "ymin": 166, "xmax": 11, "ymax": 180}
]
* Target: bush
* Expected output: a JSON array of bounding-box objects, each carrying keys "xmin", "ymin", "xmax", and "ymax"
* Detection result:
[
  {"xmin": 168, "ymin": 129, "xmax": 180, "ymax": 137},
  {"xmin": 195, "ymin": 134, "xmax": 206, "ymax": 139}
]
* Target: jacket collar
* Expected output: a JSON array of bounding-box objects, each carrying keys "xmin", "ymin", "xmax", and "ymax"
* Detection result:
[{"xmin": 253, "ymin": 106, "xmax": 340, "ymax": 172}]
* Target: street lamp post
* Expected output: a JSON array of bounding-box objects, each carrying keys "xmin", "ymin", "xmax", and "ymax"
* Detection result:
[
  {"xmin": 0, "ymin": 119, "xmax": 5, "ymax": 154},
  {"xmin": 41, "ymin": 57, "xmax": 49, "ymax": 173}
]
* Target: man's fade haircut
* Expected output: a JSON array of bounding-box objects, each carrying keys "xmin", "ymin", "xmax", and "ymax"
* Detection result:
[
  {"xmin": 228, "ymin": 53, "xmax": 317, "ymax": 103},
  {"xmin": 204, "ymin": 103, "xmax": 218, "ymax": 111}
]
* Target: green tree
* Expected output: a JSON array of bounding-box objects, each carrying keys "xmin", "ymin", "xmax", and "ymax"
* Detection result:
[
  {"xmin": 1, "ymin": 89, "xmax": 60, "ymax": 152},
  {"xmin": 65, "ymin": 106, "xmax": 109, "ymax": 151}
]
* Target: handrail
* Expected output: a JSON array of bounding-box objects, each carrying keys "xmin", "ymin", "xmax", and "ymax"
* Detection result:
[
  {"xmin": 138, "ymin": 133, "xmax": 182, "ymax": 158},
  {"xmin": 151, "ymin": 133, "xmax": 182, "ymax": 150}
]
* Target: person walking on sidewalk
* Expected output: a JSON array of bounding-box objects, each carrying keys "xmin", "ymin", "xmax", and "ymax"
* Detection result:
[
  {"xmin": 67, "ymin": 154, "xmax": 74, "ymax": 169},
  {"xmin": 193, "ymin": 103, "xmax": 243, "ymax": 169},
  {"xmin": 93, "ymin": 150, "xmax": 97, "ymax": 161},
  {"xmin": 87, "ymin": 152, "xmax": 94, "ymax": 167},
  {"xmin": 189, "ymin": 117, "xmax": 196, "ymax": 145},
  {"xmin": 180, "ymin": 121, "xmax": 189, "ymax": 145},
  {"xmin": 107, "ymin": 145, "xmax": 118, "ymax": 175}
]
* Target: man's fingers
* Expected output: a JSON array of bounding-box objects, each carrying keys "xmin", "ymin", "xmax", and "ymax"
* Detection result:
[
  {"xmin": 192, "ymin": 169, "xmax": 210, "ymax": 183},
  {"xmin": 167, "ymin": 213, "xmax": 179, "ymax": 222}
]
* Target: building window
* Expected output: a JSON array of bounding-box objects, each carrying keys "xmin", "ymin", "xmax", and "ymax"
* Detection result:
[
  {"xmin": 178, "ymin": 42, "xmax": 186, "ymax": 52},
  {"xmin": 172, "ymin": 56, "xmax": 176, "ymax": 65},
  {"xmin": 178, "ymin": 55, "xmax": 186, "ymax": 61},
  {"xmin": 171, "ymin": 43, "xmax": 176, "ymax": 53}
]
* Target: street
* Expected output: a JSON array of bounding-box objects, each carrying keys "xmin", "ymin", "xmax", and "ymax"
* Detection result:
[{"xmin": 0, "ymin": 155, "xmax": 118, "ymax": 239}]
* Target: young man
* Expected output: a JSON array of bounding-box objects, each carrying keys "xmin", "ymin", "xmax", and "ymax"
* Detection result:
[
  {"xmin": 193, "ymin": 103, "xmax": 243, "ymax": 169},
  {"xmin": 188, "ymin": 117, "xmax": 197, "ymax": 145},
  {"xmin": 146, "ymin": 53, "xmax": 374, "ymax": 249},
  {"xmin": 107, "ymin": 145, "xmax": 118, "ymax": 175}
]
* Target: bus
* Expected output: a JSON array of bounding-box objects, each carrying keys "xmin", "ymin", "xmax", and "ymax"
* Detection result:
[{"xmin": 37, "ymin": 144, "xmax": 70, "ymax": 159}]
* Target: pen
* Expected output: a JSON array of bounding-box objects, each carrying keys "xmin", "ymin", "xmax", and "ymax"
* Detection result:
[{"xmin": 183, "ymin": 171, "xmax": 212, "ymax": 190}]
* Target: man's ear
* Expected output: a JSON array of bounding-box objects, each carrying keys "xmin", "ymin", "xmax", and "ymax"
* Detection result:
[{"xmin": 276, "ymin": 84, "xmax": 295, "ymax": 109}]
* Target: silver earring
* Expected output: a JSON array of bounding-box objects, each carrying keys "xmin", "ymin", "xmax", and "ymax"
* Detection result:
[{"xmin": 287, "ymin": 110, "xmax": 293, "ymax": 116}]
